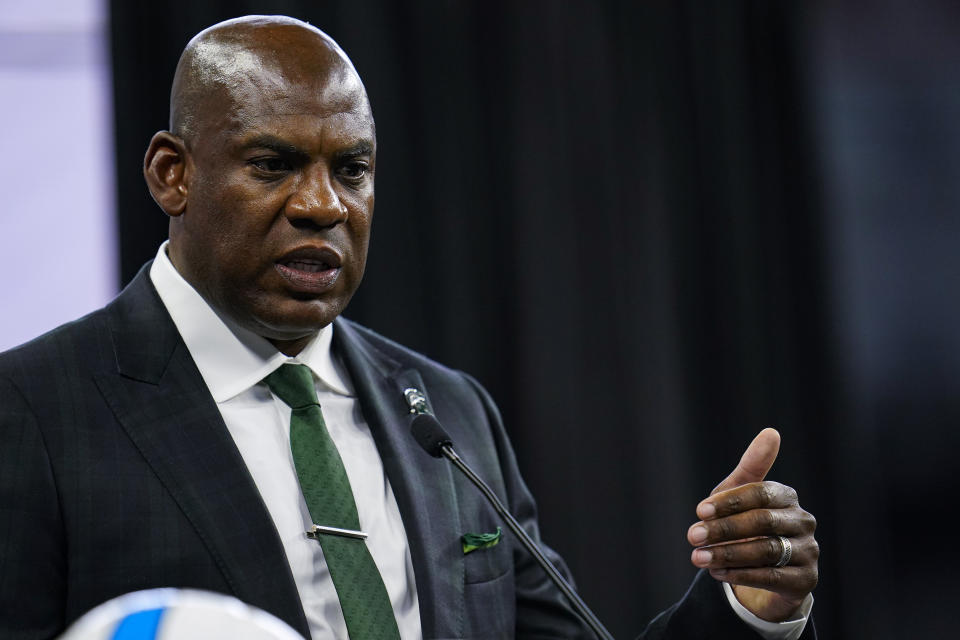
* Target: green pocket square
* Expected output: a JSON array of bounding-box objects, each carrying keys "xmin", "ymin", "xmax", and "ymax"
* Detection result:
[{"xmin": 461, "ymin": 527, "xmax": 502, "ymax": 554}]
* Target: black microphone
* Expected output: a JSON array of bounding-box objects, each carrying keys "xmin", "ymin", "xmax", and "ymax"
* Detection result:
[{"xmin": 410, "ymin": 413, "xmax": 616, "ymax": 640}]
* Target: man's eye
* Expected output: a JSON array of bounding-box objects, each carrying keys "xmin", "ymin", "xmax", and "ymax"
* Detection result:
[
  {"xmin": 250, "ymin": 157, "xmax": 290, "ymax": 172},
  {"xmin": 339, "ymin": 162, "xmax": 369, "ymax": 180}
]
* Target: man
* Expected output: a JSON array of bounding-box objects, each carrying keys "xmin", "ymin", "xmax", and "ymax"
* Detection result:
[{"xmin": 0, "ymin": 15, "xmax": 818, "ymax": 639}]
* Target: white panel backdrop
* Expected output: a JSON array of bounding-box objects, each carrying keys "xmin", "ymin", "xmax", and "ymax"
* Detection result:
[{"xmin": 0, "ymin": 0, "xmax": 116, "ymax": 351}]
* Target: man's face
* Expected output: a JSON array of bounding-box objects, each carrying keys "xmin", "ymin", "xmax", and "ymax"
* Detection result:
[{"xmin": 169, "ymin": 56, "xmax": 375, "ymax": 352}]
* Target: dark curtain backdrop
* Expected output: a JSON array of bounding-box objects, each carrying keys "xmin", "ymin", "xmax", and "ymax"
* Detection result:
[{"xmin": 110, "ymin": 2, "xmax": 877, "ymax": 637}]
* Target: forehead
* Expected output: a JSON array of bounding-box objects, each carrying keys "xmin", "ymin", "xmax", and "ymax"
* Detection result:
[{"xmin": 191, "ymin": 37, "xmax": 374, "ymax": 143}]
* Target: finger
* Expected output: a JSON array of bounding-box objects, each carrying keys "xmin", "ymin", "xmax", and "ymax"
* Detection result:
[
  {"xmin": 709, "ymin": 428, "xmax": 781, "ymax": 498},
  {"xmin": 704, "ymin": 481, "xmax": 798, "ymax": 520},
  {"xmin": 687, "ymin": 504, "xmax": 813, "ymax": 547},
  {"xmin": 707, "ymin": 565, "xmax": 819, "ymax": 599},
  {"xmin": 691, "ymin": 535, "xmax": 811, "ymax": 569}
]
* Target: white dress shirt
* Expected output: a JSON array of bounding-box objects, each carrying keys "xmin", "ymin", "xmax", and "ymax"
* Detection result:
[
  {"xmin": 149, "ymin": 241, "xmax": 811, "ymax": 639},
  {"xmin": 149, "ymin": 242, "xmax": 421, "ymax": 640},
  {"xmin": 723, "ymin": 582, "xmax": 812, "ymax": 640}
]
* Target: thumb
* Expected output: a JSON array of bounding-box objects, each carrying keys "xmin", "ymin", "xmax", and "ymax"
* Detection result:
[{"xmin": 710, "ymin": 427, "xmax": 781, "ymax": 496}]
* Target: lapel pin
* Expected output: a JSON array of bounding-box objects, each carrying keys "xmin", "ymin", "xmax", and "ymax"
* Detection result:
[{"xmin": 403, "ymin": 387, "xmax": 429, "ymax": 414}]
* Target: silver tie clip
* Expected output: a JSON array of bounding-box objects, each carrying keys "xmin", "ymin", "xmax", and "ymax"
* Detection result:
[{"xmin": 306, "ymin": 524, "xmax": 368, "ymax": 540}]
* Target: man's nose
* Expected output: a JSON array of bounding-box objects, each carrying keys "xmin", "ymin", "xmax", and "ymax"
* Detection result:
[{"xmin": 284, "ymin": 168, "xmax": 347, "ymax": 227}]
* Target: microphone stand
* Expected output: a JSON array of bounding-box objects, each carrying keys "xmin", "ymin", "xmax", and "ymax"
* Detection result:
[{"xmin": 439, "ymin": 443, "xmax": 616, "ymax": 640}]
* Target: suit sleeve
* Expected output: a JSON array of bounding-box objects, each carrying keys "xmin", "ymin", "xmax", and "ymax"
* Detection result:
[
  {"xmin": 462, "ymin": 374, "xmax": 817, "ymax": 640},
  {"xmin": 0, "ymin": 376, "xmax": 66, "ymax": 639}
]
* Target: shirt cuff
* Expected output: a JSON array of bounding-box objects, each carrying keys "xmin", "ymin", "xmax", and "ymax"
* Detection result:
[{"xmin": 721, "ymin": 582, "xmax": 814, "ymax": 640}]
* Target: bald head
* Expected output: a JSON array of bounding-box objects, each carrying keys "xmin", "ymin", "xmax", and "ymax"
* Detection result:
[
  {"xmin": 143, "ymin": 15, "xmax": 377, "ymax": 352},
  {"xmin": 170, "ymin": 15, "xmax": 368, "ymax": 144}
]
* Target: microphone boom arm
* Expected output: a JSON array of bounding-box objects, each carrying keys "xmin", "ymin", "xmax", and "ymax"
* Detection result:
[{"xmin": 439, "ymin": 443, "xmax": 616, "ymax": 640}]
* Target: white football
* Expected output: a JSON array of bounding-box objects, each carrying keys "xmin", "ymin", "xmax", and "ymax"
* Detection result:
[{"xmin": 58, "ymin": 588, "xmax": 304, "ymax": 640}]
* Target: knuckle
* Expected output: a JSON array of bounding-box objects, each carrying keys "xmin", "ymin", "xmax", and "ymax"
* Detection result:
[
  {"xmin": 784, "ymin": 485, "xmax": 798, "ymax": 504},
  {"xmin": 753, "ymin": 483, "xmax": 774, "ymax": 506},
  {"xmin": 793, "ymin": 566, "xmax": 818, "ymax": 593},
  {"xmin": 766, "ymin": 568, "xmax": 786, "ymax": 587},
  {"xmin": 725, "ymin": 492, "xmax": 743, "ymax": 513},
  {"xmin": 808, "ymin": 539, "xmax": 820, "ymax": 562},
  {"xmin": 716, "ymin": 517, "xmax": 735, "ymax": 539},
  {"xmin": 718, "ymin": 544, "xmax": 736, "ymax": 564},
  {"xmin": 757, "ymin": 509, "xmax": 778, "ymax": 533}
]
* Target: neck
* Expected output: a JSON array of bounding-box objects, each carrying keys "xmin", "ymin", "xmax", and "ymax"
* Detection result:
[{"xmin": 269, "ymin": 335, "xmax": 313, "ymax": 357}]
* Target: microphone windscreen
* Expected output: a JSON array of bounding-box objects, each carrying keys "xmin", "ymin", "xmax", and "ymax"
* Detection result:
[{"xmin": 411, "ymin": 414, "xmax": 453, "ymax": 457}]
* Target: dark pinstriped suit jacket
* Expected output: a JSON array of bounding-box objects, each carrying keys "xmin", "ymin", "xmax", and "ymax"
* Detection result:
[{"xmin": 0, "ymin": 266, "xmax": 807, "ymax": 639}]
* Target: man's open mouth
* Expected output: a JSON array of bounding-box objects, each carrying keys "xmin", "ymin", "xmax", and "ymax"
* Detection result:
[
  {"xmin": 284, "ymin": 259, "xmax": 333, "ymax": 273},
  {"xmin": 275, "ymin": 247, "xmax": 343, "ymax": 293}
]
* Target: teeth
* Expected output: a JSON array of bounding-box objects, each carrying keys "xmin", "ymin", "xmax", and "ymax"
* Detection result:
[{"xmin": 288, "ymin": 261, "xmax": 330, "ymax": 273}]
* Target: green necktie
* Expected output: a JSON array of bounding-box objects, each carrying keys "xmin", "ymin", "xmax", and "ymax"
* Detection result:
[{"xmin": 265, "ymin": 364, "xmax": 401, "ymax": 640}]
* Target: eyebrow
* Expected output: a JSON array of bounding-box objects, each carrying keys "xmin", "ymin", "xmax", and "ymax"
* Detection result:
[
  {"xmin": 241, "ymin": 135, "xmax": 309, "ymax": 160},
  {"xmin": 240, "ymin": 135, "xmax": 374, "ymax": 160},
  {"xmin": 335, "ymin": 141, "xmax": 375, "ymax": 160}
]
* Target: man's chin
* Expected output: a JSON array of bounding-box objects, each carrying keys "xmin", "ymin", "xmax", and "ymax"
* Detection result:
[{"xmin": 246, "ymin": 299, "xmax": 344, "ymax": 343}]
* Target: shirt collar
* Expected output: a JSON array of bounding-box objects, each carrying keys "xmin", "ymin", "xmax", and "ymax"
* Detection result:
[{"xmin": 149, "ymin": 241, "xmax": 354, "ymax": 402}]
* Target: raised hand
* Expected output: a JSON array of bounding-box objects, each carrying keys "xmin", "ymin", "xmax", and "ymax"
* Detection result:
[{"xmin": 686, "ymin": 428, "xmax": 818, "ymax": 621}]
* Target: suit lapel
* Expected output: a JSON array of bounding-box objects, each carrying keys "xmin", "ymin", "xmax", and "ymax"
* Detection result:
[
  {"xmin": 334, "ymin": 319, "xmax": 466, "ymax": 639},
  {"xmin": 93, "ymin": 268, "xmax": 310, "ymax": 637}
]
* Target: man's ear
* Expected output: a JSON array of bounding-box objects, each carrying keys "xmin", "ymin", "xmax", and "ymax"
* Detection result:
[{"xmin": 144, "ymin": 131, "xmax": 190, "ymax": 216}]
